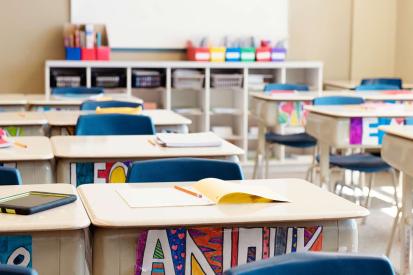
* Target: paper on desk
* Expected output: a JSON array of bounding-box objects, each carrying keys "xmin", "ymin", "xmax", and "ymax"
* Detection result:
[{"xmin": 117, "ymin": 187, "xmax": 213, "ymax": 208}]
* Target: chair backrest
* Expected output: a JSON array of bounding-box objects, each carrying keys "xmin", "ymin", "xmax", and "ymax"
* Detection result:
[
  {"xmin": 0, "ymin": 264, "xmax": 38, "ymax": 275},
  {"xmin": 80, "ymin": 100, "xmax": 142, "ymax": 111},
  {"xmin": 127, "ymin": 158, "xmax": 244, "ymax": 183},
  {"xmin": 51, "ymin": 87, "xmax": 104, "ymax": 96},
  {"xmin": 0, "ymin": 167, "xmax": 22, "ymax": 185},
  {"xmin": 223, "ymin": 252, "xmax": 395, "ymax": 275},
  {"xmin": 264, "ymin": 83, "xmax": 309, "ymax": 92},
  {"xmin": 313, "ymin": 96, "xmax": 365, "ymax": 106},
  {"xmin": 355, "ymin": 84, "xmax": 400, "ymax": 91},
  {"xmin": 360, "ymin": 78, "xmax": 402, "ymax": 89},
  {"xmin": 75, "ymin": 114, "xmax": 155, "ymax": 136}
]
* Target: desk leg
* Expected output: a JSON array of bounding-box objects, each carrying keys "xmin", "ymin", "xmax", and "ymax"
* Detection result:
[
  {"xmin": 401, "ymin": 174, "xmax": 413, "ymax": 275},
  {"xmin": 319, "ymin": 142, "xmax": 330, "ymax": 190},
  {"xmin": 253, "ymin": 122, "xmax": 266, "ymax": 179}
]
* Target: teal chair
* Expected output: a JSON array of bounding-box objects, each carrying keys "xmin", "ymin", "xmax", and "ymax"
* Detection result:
[
  {"xmin": 0, "ymin": 167, "xmax": 22, "ymax": 185},
  {"xmin": 80, "ymin": 100, "xmax": 142, "ymax": 111},
  {"xmin": 355, "ymin": 84, "xmax": 399, "ymax": 91},
  {"xmin": 0, "ymin": 264, "xmax": 38, "ymax": 275},
  {"xmin": 75, "ymin": 114, "xmax": 155, "ymax": 135},
  {"xmin": 51, "ymin": 87, "xmax": 104, "ymax": 96},
  {"xmin": 127, "ymin": 158, "xmax": 244, "ymax": 182},
  {"xmin": 223, "ymin": 252, "xmax": 395, "ymax": 275},
  {"xmin": 360, "ymin": 78, "xmax": 402, "ymax": 89}
]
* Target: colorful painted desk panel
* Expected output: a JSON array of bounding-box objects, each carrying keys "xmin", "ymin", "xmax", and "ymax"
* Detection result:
[
  {"xmin": 0, "ymin": 112, "xmax": 48, "ymax": 136},
  {"xmin": 0, "ymin": 94, "xmax": 27, "ymax": 111},
  {"xmin": 381, "ymin": 126, "xmax": 413, "ymax": 274},
  {"xmin": 78, "ymin": 180, "xmax": 367, "ymax": 275},
  {"xmin": 51, "ymin": 135, "xmax": 244, "ymax": 185},
  {"xmin": 0, "ymin": 184, "xmax": 90, "ymax": 275},
  {"xmin": 45, "ymin": 109, "xmax": 192, "ymax": 135},
  {"xmin": 0, "ymin": 137, "xmax": 53, "ymax": 184}
]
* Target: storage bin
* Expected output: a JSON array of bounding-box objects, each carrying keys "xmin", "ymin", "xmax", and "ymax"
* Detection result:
[
  {"xmin": 81, "ymin": 48, "xmax": 96, "ymax": 60},
  {"xmin": 240, "ymin": 48, "xmax": 256, "ymax": 62},
  {"xmin": 211, "ymin": 74, "xmax": 243, "ymax": 88},
  {"xmin": 256, "ymin": 47, "xmax": 271, "ymax": 62},
  {"xmin": 271, "ymin": 48, "xmax": 287, "ymax": 61},
  {"xmin": 187, "ymin": 47, "xmax": 210, "ymax": 61},
  {"xmin": 210, "ymin": 47, "xmax": 226, "ymax": 62},
  {"xmin": 92, "ymin": 69, "xmax": 126, "ymax": 88},
  {"xmin": 65, "ymin": 47, "xmax": 81, "ymax": 60},
  {"xmin": 55, "ymin": 76, "xmax": 82, "ymax": 88},
  {"xmin": 132, "ymin": 70, "xmax": 162, "ymax": 88},
  {"xmin": 173, "ymin": 70, "xmax": 204, "ymax": 89},
  {"xmin": 96, "ymin": 47, "xmax": 110, "ymax": 61},
  {"xmin": 51, "ymin": 68, "xmax": 86, "ymax": 88},
  {"xmin": 225, "ymin": 48, "xmax": 241, "ymax": 62}
]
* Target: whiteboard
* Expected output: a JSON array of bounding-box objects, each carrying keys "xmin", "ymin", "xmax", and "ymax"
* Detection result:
[{"xmin": 71, "ymin": 0, "xmax": 288, "ymax": 49}]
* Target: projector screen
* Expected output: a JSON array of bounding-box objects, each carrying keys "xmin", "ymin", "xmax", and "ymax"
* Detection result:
[{"xmin": 71, "ymin": 0, "xmax": 288, "ymax": 49}]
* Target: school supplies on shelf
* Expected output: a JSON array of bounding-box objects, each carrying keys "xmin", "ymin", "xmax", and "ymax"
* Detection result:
[
  {"xmin": 211, "ymin": 74, "xmax": 243, "ymax": 88},
  {"xmin": 116, "ymin": 178, "xmax": 288, "ymax": 208},
  {"xmin": 63, "ymin": 23, "xmax": 110, "ymax": 61},
  {"xmin": 173, "ymin": 69, "xmax": 204, "ymax": 89},
  {"xmin": 155, "ymin": 132, "xmax": 223, "ymax": 147},
  {"xmin": 132, "ymin": 70, "xmax": 162, "ymax": 88}
]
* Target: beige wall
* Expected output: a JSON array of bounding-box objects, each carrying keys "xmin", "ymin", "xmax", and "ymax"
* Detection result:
[
  {"xmin": 351, "ymin": 0, "xmax": 397, "ymax": 80},
  {"xmin": 0, "ymin": 0, "xmax": 400, "ymax": 93},
  {"xmin": 395, "ymin": 0, "xmax": 413, "ymax": 82}
]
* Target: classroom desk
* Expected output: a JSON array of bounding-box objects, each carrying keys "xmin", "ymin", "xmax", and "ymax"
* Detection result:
[
  {"xmin": 26, "ymin": 94, "xmax": 143, "ymax": 111},
  {"xmin": 0, "ymin": 94, "xmax": 27, "ymax": 111},
  {"xmin": 78, "ymin": 179, "xmax": 368, "ymax": 275},
  {"xmin": 0, "ymin": 112, "xmax": 48, "ymax": 136},
  {"xmin": 0, "ymin": 184, "xmax": 90, "ymax": 275},
  {"xmin": 381, "ymin": 125, "xmax": 413, "ymax": 274},
  {"xmin": 51, "ymin": 135, "xmax": 244, "ymax": 186},
  {"xmin": 305, "ymin": 104, "xmax": 413, "ymax": 187},
  {"xmin": 45, "ymin": 109, "xmax": 192, "ymax": 135},
  {"xmin": 0, "ymin": 137, "xmax": 53, "ymax": 184},
  {"xmin": 324, "ymin": 80, "xmax": 413, "ymax": 90}
]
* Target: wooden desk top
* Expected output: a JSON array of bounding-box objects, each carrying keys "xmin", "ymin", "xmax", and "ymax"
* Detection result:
[
  {"xmin": 0, "ymin": 137, "xmax": 53, "ymax": 161},
  {"xmin": 0, "ymin": 184, "xmax": 90, "ymax": 232},
  {"xmin": 51, "ymin": 134, "xmax": 244, "ymax": 159},
  {"xmin": 25, "ymin": 94, "xmax": 143, "ymax": 106},
  {"xmin": 44, "ymin": 109, "xmax": 192, "ymax": 127},
  {"xmin": 250, "ymin": 91, "xmax": 321, "ymax": 101},
  {"xmin": 305, "ymin": 104, "xmax": 413, "ymax": 118},
  {"xmin": 380, "ymin": 125, "xmax": 413, "ymax": 140},
  {"xmin": 324, "ymin": 80, "xmax": 413, "ymax": 90},
  {"xmin": 0, "ymin": 94, "xmax": 27, "ymax": 105},
  {"xmin": 78, "ymin": 179, "xmax": 368, "ymax": 228},
  {"xmin": 0, "ymin": 112, "xmax": 47, "ymax": 126}
]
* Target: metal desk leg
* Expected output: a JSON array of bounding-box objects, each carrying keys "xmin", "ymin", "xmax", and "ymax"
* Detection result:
[
  {"xmin": 253, "ymin": 123, "xmax": 266, "ymax": 179},
  {"xmin": 401, "ymin": 173, "xmax": 413, "ymax": 274},
  {"xmin": 319, "ymin": 142, "xmax": 330, "ymax": 190}
]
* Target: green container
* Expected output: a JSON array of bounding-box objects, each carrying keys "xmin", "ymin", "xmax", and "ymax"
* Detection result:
[{"xmin": 240, "ymin": 47, "xmax": 256, "ymax": 62}]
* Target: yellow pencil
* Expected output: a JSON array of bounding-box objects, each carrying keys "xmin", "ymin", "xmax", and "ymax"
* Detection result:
[
  {"xmin": 13, "ymin": 141, "xmax": 27, "ymax": 149},
  {"xmin": 174, "ymin": 185, "xmax": 202, "ymax": 198},
  {"xmin": 147, "ymin": 139, "xmax": 157, "ymax": 146}
]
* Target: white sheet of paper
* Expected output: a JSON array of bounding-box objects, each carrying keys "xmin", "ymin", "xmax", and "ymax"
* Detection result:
[{"xmin": 117, "ymin": 187, "xmax": 213, "ymax": 208}]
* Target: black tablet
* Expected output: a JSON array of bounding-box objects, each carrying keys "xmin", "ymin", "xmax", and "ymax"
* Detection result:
[{"xmin": 0, "ymin": 191, "xmax": 77, "ymax": 215}]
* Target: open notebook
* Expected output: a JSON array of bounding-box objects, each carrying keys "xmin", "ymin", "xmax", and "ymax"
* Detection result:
[
  {"xmin": 117, "ymin": 178, "xmax": 289, "ymax": 208},
  {"xmin": 155, "ymin": 132, "xmax": 222, "ymax": 147}
]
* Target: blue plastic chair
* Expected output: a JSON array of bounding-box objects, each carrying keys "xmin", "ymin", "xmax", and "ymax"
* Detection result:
[
  {"xmin": 80, "ymin": 100, "xmax": 143, "ymax": 111},
  {"xmin": 0, "ymin": 167, "xmax": 22, "ymax": 185},
  {"xmin": 127, "ymin": 158, "xmax": 244, "ymax": 183},
  {"xmin": 264, "ymin": 83, "xmax": 309, "ymax": 92},
  {"xmin": 223, "ymin": 252, "xmax": 395, "ymax": 275},
  {"xmin": 0, "ymin": 264, "xmax": 38, "ymax": 275},
  {"xmin": 355, "ymin": 84, "xmax": 400, "ymax": 91},
  {"xmin": 75, "ymin": 114, "xmax": 155, "ymax": 136},
  {"xmin": 52, "ymin": 87, "xmax": 104, "ymax": 96},
  {"xmin": 360, "ymin": 78, "xmax": 402, "ymax": 89}
]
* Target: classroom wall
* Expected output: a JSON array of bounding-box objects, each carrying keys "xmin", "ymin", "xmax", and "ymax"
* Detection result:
[
  {"xmin": 395, "ymin": 0, "xmax": 413, "ymax": 82},
  {"xmin": 0, "ymin": 0, "xmax": 399, "ymax": 93},
  {"xmin": 350, "ymin": 0, "xmax": 397, "ymax": 81}
]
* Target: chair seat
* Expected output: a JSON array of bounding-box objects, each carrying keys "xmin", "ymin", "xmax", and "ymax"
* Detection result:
[
  {"xmin": 328, "ymin": 153, "xmax": 390, "ymax": 173},
  {"xmin": 265, "ymin": 132, "xmax": 317, "ymax": 148}
]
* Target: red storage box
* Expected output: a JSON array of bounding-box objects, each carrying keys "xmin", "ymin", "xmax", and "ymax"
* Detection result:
[
  {"xmin": 187, "ymin": 47, "xmax": 210, "ymax": 61},
  {"xmin": 96, "ymin": 46, "xmax": 110, "ymax": 60},
  {"xmin": 81, "ymin": 48, "xmax": 96, "ymax": 60},
  {"xmin": 256, "ymin": 47, "xmax": 271, "ymax": 62}
]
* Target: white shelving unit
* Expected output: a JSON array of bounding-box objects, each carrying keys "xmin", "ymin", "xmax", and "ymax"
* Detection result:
[{"xmin": 45, "ymin": 60, "xmax": 323, "ymax": 161}]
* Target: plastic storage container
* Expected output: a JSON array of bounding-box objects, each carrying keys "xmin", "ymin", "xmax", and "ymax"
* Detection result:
[
  {"xmin": 92, "ymin": 69, "xmax": 126, "ymax": 88},
  {"xmin": 173, "ymin": 69, "xmax": 204, "ymax": 89},
  {"xmin": 187, "ymin": 47, "xmax": 210, "ymax": 61},
  {"xmin": 132, "ymin": 70, "xmax": 162, "ymax": 88},
  {"xmin": 210, "ymin": 47, "xmax": 226, "ymax": 62},
  {"xmin": 211, "ymin": 74, "xmax": 243, "ymax": 88},
  {"xmin": 225, "ymin": 48, "xmax": 241, "ymax": 62},
  {"xmin": 240, "ymin": 48, "xmax": 256, "ymax": 62}
]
